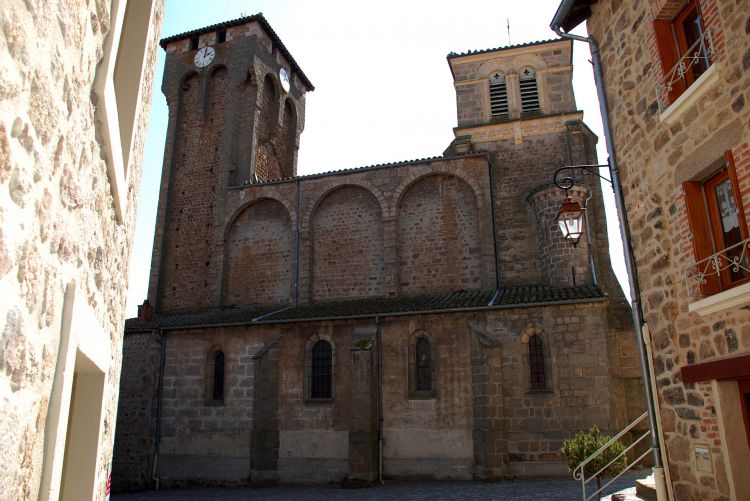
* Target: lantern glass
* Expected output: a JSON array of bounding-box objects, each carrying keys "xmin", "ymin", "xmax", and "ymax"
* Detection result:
[{"xmin": 556, "ymin": 197, "xmax": 585, "ymax": 245}]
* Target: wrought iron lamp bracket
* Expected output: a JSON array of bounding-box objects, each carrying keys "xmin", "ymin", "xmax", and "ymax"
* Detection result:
[{"xmin": 553, "ymin": 163, "xmax": 612, "ymax": 198}]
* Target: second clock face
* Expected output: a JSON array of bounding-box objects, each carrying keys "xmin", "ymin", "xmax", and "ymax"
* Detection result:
[
  {"xmin": 279, "ymin": 67, "xmax": 290, "ymax": 92},
  {"xmin": 194, "ymin": 46, "xmax": 216, "ymax": 68}
]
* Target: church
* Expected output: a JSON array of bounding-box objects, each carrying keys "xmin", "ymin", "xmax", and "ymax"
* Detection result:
[{"xmin": 113, "ymin": 13, "xmax": 644, "ymax": 490}]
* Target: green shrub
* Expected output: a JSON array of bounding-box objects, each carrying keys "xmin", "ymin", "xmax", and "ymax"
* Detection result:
[{"xmin": 562, "ymin": 426, "xmax": 628, "ymax": 495}]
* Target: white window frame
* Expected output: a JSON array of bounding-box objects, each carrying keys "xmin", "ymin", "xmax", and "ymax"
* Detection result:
[{"xmin": 94, "ymin": 0, "xmax": 157, "ymax": 223}]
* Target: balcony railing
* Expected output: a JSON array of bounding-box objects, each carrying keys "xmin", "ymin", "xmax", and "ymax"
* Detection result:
[
  {"xmin": 655, "ymin": 28, "xmax": 715, "ymax": 113},
  {"xmin": 684, "ymin": 237, "xmax": 750, "ymax": 297}
]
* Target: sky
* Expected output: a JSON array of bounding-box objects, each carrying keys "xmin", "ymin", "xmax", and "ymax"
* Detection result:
[{"xmin": 125, "ymin": 0, "xmax": 629, "ymax": 318}]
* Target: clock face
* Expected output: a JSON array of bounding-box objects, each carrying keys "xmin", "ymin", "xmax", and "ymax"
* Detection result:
[
  {"xmin": 193, "ymin": 46, "xmax": 216, "ymax": 68},
  {"xmin": 279, "ymin": 67, "xmax": 290, "ymax": 92}
]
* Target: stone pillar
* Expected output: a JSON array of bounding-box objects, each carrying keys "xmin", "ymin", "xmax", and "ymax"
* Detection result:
[
  {"xmin": 469, "ymin": 319, "xmax": 507, "ymax": 480},
  {"xmin": 346, "ymin": 326, "xmax": 377, "ymax": 484},
  {"xmin": 528, "ymin": 184, "xmax": 591, "ymax": 286},
  {"xmin": 250, "ymin": 336, "xmax": 281, "ymax": 485}
]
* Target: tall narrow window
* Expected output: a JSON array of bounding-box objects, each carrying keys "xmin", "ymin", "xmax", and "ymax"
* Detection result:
[
  {"xmin": 409, "ymin": 333, "xmax": 436, "ymax": 397},
  {"xmin": 416, "ymin": 337, "xmax": 432, "ymax": 392},
  {"xmin": 206, "ymin": 347, "xmax": 225, "ymax": 404},
  {"xmin": 311, "ymin": 340, "xmax": 332, "ymax": 399},
  {"xmin": 529, "ymin": 334, "xmax": 546, "ymax": 390},
  {"xmin": 489, "ymin": 72, "xmax": 509, "ymax": 117},
  {"xmin": 212, "ymin": 350, "xmax": 225, "ymax": 400},
  {"xmin": 519, "ymin": 67, "xmax": 541, "ymax": 114}
]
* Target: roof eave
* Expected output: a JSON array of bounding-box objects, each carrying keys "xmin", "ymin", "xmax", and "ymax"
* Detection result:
[
  {"xmin": 159, "ymin": 13, "xmax": 314, "ymax": 92},
  {"xmin": 550, "ymin": 0, "xmax": 598, "ymax": 33}
]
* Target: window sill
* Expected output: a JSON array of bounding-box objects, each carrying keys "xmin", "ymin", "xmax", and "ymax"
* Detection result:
[
  {"xmin": 408, "ymin": 393, "xmax": 437, "ymax": 400},
  {"xmin": 659, "ymin": 64, "xmax": 720, "ymax": 124},
  {"xmin": 526, "ymin": 389, "xmax": 553, "ymax": 395},
  {"xmin": 305, "ymin": 398, "xmax": 334, "ymax": 405},
  {"xmin": 205, "ymin": 399, "xmax": 224, "ymax": 407},
  {"xmin": 688, "ymin": 281, "xmax": 750, "ymax": 316}
]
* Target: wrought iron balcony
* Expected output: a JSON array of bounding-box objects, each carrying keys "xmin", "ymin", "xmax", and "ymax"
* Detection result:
[
  {"xmin": 684, "ymin": 237, "xmax": 750, "ymax": 297},
  {"xmin": 655, "ymin": 28, "xmax": 715, "ymax": 113}
]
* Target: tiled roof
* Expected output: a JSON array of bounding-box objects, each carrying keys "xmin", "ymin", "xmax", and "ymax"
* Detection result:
[
  {"xmin": 447, "ymin": 39, "xmax": 567, "ymax": 60},
  {"xmin": 124, "ymin": 304, "xmax": 278, "ymax": 332},
  {"xmin": 159, "ymin": 13, "xmax": 314, "ymax": 91},
  {"xmin": 492, "ymin": 284, "xmax": 603, "ymax": 305},
  {"xmin": 125, "ymin": 285, "xmax": 606, "ymax": 332},
  {"xmin": 269, "ymin": 289, "xmax": 496, "ymax": 320}
]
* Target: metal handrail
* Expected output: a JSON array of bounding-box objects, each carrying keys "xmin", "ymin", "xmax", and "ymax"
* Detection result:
[
  {"xmin": 684, "ymin": 237, "xmax": 750, "ymax": 297},
  {"xmin": 574, "ymin": 412, "xmax": 651, "ymax": 501},
  {"xmin": 656, "ymin": 28, "xmax": 715, "ymax": 112}
]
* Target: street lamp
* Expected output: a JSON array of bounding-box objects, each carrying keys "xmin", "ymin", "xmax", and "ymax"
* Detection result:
[
  {"xmin": 553, "ymin": 163, "xmax": 612, "ymax": 248},
  {"xmin": 556, "ymin": 196, "xmax": 585, "ymax": 246}
]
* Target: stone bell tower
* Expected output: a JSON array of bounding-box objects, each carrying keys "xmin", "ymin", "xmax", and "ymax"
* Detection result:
[
  {"xmin": 148, "ymin": 14, "xmax": 314, "ymax": 311},
  {"xmin": 445, "ymin": 39, "xmax": 605, "ymax": 288}
]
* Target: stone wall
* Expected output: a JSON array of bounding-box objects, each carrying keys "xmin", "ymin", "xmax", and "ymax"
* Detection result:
[
  {"xmin": 224, "ymin": 199, "xmax": 293, "ymax": 306},
  {"xmin": 152, "ymin": 155, "xmax": 500, "ymax": 310},
  {"xmin": 112, "ymin": 333, "xmax": 160, "ymax": 492},
  {"xmin": 150, "ymin": 24, "xmax": 308, "ymax": 311},
  {"xmin": 119, "ymin": 298, "xmax": 639, "ymax": 488},
  {"xmin": 583, "ymin": 0, "xmax": 750, "ymax": 499},
  {"xmin": 152, "ymin": 139, "xmax": 618, "ymax": 312},
  {"xmin": 311, "ymin": 186, "xmax": 385, "ymax": 301},
  {"xmin": 0, "ymin": 0, "xmax": 163, "ymax": 499}
]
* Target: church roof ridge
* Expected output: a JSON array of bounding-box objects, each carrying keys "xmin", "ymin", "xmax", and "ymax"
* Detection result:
[
  {"xmin": 447, "ymin": 38, "xmax": 566, "ymax": 60},
  {"xmin": 159, "ymin": 12, "xmax": 314, "ymax": 91},
  {"xmin": 248, "ymin": 152, "xmax": 489, "ymax": 185}
]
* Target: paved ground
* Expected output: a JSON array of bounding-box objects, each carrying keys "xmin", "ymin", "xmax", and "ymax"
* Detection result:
[{"xmin": 112, "ymin": 470, "xmax": 647, "ymax": 500}]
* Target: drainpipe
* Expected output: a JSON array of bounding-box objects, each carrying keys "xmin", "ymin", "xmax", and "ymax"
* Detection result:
[
  {"xmin": 583, "ymin": 188, "xmax": 598, "ymax": 286},
  {"xmin": 486, "ymin": 155, "xmax": 501, "ymax": 289},
  {"xmin": 150, "ymin": 328, "xmax": 166, "ymax": 490},
  {"xmin": 551, "ymin": 13, "xmax": 667, "ymax": 500},
  {"xmin": 294, "ymin": 178, "xmax": 301, "ymax": 305},
  {"xmin": 375, "ymin": 316, "xmax": 384, "ymax": 484},
  {"xmin": 564, "ymin": 123, "xmax": 598, "ymax": 286}
]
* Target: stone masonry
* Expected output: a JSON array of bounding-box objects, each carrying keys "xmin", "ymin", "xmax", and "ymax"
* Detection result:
[
  {"xmin": 114, "ymin": 20, "xmax": 644, "ymax": 491},
  {"xmin": 1, "ymin": 1, "xmax": 163, "ymax": 499},
  {"xmin": 560, "ymin": 0, "xmax": 750, "ymax": 499}
]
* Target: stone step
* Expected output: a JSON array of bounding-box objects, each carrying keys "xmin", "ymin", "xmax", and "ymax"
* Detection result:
[
  {"xmin": 635, "ymin": 474, "xmax": 657, "ymax": 501},
  {"xmin": 604, "ymin": 486, "xmax": 647, "ymax": 501}
]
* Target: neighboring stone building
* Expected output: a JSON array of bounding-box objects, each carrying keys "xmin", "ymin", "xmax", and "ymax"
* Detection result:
[
  {"xmin": 0, "ymin": 0, "xmax": 162, "ymax": 500},
  {"xmin": 114, "ymin": 14, "xmax": 643, "ymax": 490},
  {"xmin": 554, "ymin": 0, "xmax": 750, "ymax": 499}
]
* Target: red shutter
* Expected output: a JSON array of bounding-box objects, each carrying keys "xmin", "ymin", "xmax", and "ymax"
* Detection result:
[
  {"xmin": 653, "ymin": 20, "xmax": 684, "ymax": 103},
  {"xmin": 682, "ymin": 181, "xmax": 720, "ymax": 295},
  {"xmin": 726, "ymin": 150, "xmax": 749, "ymax": 240}
]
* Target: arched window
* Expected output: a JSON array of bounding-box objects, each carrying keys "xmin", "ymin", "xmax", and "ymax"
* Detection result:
[
  {"xmin": 489, "ymin": 72, "xmax": 509, "ymax": 117},
  {"xmin": 416, "ymin": 337, "xmax": 432, "ymax": 391},
  {"xmin": 528, "ymin": 334, "xmax": 546, "ymax": 390},
  {"xmin": 409, "ymin": 333, "xmax": 436, "ymax": 397},
  {"xmin": 311, "ymin": 340, "xmax": 332, "ymax": 399},
  {"xmin": 519, "ymin": 66, "xmax": 541, "ymax": 114},
  {"xmin": 206, "ymin": 347, "xmax": 225, "ymax": 404}
]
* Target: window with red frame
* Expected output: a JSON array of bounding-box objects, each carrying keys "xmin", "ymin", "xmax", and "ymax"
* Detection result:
[
  {"xmin": 653, "ymin": 0, "xmax": 711, "ymax": 103},
  {"xmin": 683, "ymin": 151, "xmax": 749, "ymax": 295}
]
